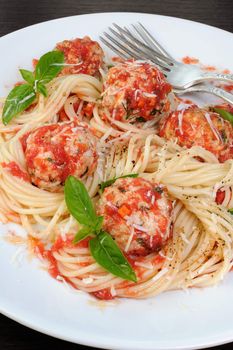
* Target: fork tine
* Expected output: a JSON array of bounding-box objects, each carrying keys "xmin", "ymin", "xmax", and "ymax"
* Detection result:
[
  {"xmin": 131, "ymin": 23, "xmax": 158, "ymax": 52},
  {"xmin": 107, "ymin": 26, "xmax": 171, "ymax": 71},
  {"xmin": 99, "ymin": 36, "xmax": 130, "ymax": 60},
  {"xmin": 103, "ymin": 32, "xmax": 142, "ymax": 60},
  {"xmin": 107, "ymin": 26, "xmax": 161, "ymax": 64},
  {"xmin": 135, "ymin": 23, "xmax": 172, "ymax": 59},
  {"xmin": 101, "ymin": 35, "xmax": 166, "ymax": 75},
  {"xmin": 103, "ymin": 30, "xmax": 165, "ymax": 72},
  {"xmin": 112, "ymin": 23, "xmax": 175, "ymax": 66}
]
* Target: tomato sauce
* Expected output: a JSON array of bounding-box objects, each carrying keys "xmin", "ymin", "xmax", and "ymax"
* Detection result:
[
  {"xmin": 34, "ymin": 235, "xmax": 90, "ymax": 280},
  {"xmin": 32, "ymin": 58, "xmax": 38, "ymax": 68},
  {"xmin": 182, "ymin": 56, "xmax": 199, "ymax": 65},
  {"xmin": 14, "ymin": 81, "xmax": 24, "ymax": 87},
  {"xmin": 58, "ymin": 100, "xmax": 94, "ymax": 122},
  {"xmin": 32, "ymin": 235, "xmax": 113, "ymax": 300},
  {"xmin": 1, "ymin": 161, "xmax": 30, "ymax": 182},
  {"xmin": 216, "ymin": 189, "xmax": 225, "ymax": 205},
  {"xmin": 219, "ymin": 84, "xmax": 233, "ymax": 93},
  {"xmin": 213, "ymin": 103, "xmax": 233, "ymax": 114},
  {"xmin": 91, "ymin": 288, "xmax": 114, "ymax": 300},
  {"xmin": 203, "ymin": 65, "xmax": 216, "ymax": 71}
]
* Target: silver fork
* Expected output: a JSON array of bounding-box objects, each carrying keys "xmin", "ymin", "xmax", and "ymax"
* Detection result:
[{"xmin": 100, "ymin": 23, "xmax": 233, "ymax": 105}]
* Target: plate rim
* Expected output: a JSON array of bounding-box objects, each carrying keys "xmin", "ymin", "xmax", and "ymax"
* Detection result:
[
  {"xmin": 1, "ymin": 299, "xmax": 233, "ymax": 350},
  {"xmin": 0, "ymin": 11, "xmax": 232, "ymax": 42}
]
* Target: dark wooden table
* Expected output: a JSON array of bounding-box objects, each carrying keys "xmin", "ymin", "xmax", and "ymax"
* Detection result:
[{"xmin": 0, "ymin": 0, "xmax": 233, "ymax": 349}]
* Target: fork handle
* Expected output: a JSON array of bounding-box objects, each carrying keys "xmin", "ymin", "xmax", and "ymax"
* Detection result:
[
  {"xmin": 201, "ymin": 72, "xmax": 233, "ymax": 84},
  {"xmin": 175, "ymin": 85, "xmax": 233, "ymax": 105}
]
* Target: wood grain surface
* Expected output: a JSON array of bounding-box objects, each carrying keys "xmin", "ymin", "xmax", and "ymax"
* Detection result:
[{"xmin": 0, "ymin": 0, "xmax": 233, "ymax": 349}]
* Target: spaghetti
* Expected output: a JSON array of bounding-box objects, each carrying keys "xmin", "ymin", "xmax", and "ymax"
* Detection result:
[{"xmin": 1, "ymin": 36, "xmax": 233, "ymax": 300}]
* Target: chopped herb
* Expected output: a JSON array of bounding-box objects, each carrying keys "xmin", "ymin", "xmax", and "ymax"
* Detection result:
[
  {"xmin": 212, "ymin": 107, "xmax": 233, "ymax": 126},
  {"xmin": 154, "ymin": 186, "xmax": 163, "ymax": 194},
  {"xmin": 220, "ymin": 130, "xmax": 227, "ymax": 143},
  {"xmin": 139, "ymin": 205, "xmax": 149, "ymax": 212},
  {"xmin": 136, "ymin": 237, "xmax": 147, "ymax": 248},
  {"xmin": 122, "ymin": 102, "xmax": 127, "ymax": 113},
  {"xmin": 151, "ymin": 108, "xmax": 159, "ymax": 115},
  {"xmin": 118, "ymin": 186, "xmax": 126, "ymax": 193},
  {"xmin": 136, "ymin": 116, "xmax": 146, "ymax": 123},
  {"xmin": 99, "ymin": 173, "xmax": 138, "ymax": 193},
  {"xmin": 81, "ymin": 166, "xmax": 89, "ymax": 177}
]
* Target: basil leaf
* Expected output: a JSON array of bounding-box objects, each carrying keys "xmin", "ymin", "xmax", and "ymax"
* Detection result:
[
  {"xmin": 213, "ymin": 108, "xmax": 233, "ymax": 125},
  {"xmin": 100, "ymin": 174, "xmax": 138, "ymax": 193},
  {"xmin": 64, "ymin": 176, "xmax": 98, "ymax": 227},
  {"xmin": 93, "ymin": 216, "xmax": 104, "ymax": 232},
  {"xmin": 35, "ymin": 50, "xmax": 64, "ymax": 84},
  {"xmin": 19, "ymin": 69, "xmax": 35, "ymax": 85},
  {"xmin": 228, "ymin": 209, "xmax": 233, "ymax": 215},
  {"xmin": 89, "ymin": 230, "xmax": 137, "ymax": 282},
  {"xmin": 2, "ymin": 84, "xmax": 36, "ymax": 125},
  {"xmin": 37, "ymin": 82, "xmax": 47, "ymax": 97},
  {"xmin": 73, "ymin": 226, "xmax": 94, "ymax": 244}
]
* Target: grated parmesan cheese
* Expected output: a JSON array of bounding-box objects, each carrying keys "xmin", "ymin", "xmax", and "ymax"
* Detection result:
[
  {"xmin": 100, "ymin": 127, "xmax": 113, "ymax": 143},
  {"xmin": 180, "ymin": 232, "xmax": 190, "ymax": 244},
  {"xmin": 76, "ymin": 100, "xmax": 84, "ymax": 117},
  {"xmin": 110, "ymin": 285, "xmax": 117, "ymax": 296},
  {"xmin": 82, "ymin": 277, "xmax": 94, "ymax": 285},
  {"xmin": 177, "ymin": 112, "xmax": 184, "ymax": 135},
  {"xmin": 135, "ymin": 261, "xmax": 153, "ymax": 269},
  {"xmin": 125, "ymin": 227, "xmax": 135, "ymax": 252},
  {"xmin": 132, "ymin": 224, "xmax": 149, "ymax": 232},
  {"xmin": 142, "ymin": 91, "xmax": 157, "ymax": 98},
  {"xmin": 159, "ymin": 251, "xmax": 174, "ymax": 261},
  {"xmin": 152, "ymin": 268, "xmax": 168, "ymax": 282},
  {"xmin": 204, "ymin": 112, "xmax": 222, "ymax": 142},
  {"xmin": 10, "ymin": 246, "xmax": 26, "ymax": 266}
]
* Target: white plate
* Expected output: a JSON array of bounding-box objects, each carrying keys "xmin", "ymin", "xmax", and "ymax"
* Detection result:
[{"xmin": 0, "ymin": 12, "xmax": 233, "ymax": 350}]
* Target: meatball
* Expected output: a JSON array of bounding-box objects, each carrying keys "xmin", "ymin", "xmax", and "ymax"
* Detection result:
[
  {"xmin": 159, "ymin": 106, "xmax": 233, "ymax": 163},
  {"xmin": 56, "ymin": 36, "xmax": 104, "ymax": 76},
  {"xmin": 24, "ymin": 122, "xmax": 98, "ymax": 191},
  {"xmin": 97, "ymin": 177, "xmax": 173, "ymax": 256},
  {"xmin": 101, "ymin": 61, "xmax": 172, "ymax": 122}
]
